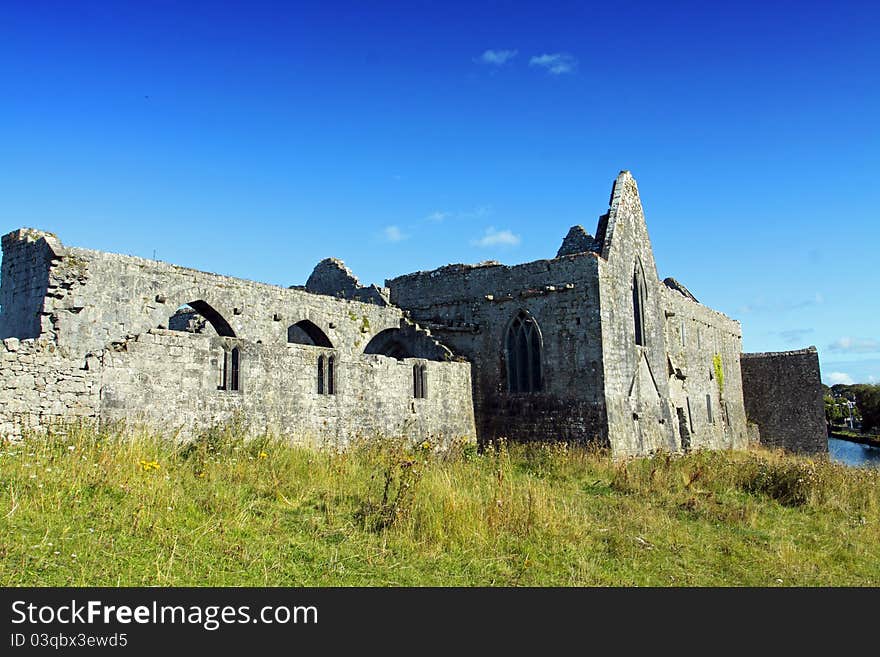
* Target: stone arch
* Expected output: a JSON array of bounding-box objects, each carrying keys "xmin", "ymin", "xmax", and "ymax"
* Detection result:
[
  {"xmin": 504, "ymin": 309, "xmax": 543, "ymax": 393},
  {"xmin": 170, "ymin": 300, "xmax": 236, "ymax": 337},
  {"xmin": 288, "ymin": 319, "xmax": 333, "ymax": 348},
  {"xmin": 364, "ymin": 328, "xmax": 413, "ymax": 359}
]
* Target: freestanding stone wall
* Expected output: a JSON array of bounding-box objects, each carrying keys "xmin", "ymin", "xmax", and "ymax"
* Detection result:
[
  {"xmin": 740, "ymin": 347, "xmax": 827, "ymax": 454},
  {"xmin": 0, "ymin": 229, "xmax": 476, "ymax": 446}
]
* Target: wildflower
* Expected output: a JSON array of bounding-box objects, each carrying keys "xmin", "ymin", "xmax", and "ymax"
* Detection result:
[
  {"xmin": 259, "ymin": 452, "xmax": 268, "ymax": 459},
  {"xmin": 67, "ymin": 445, "xmax": 75, "ymax": 451}
]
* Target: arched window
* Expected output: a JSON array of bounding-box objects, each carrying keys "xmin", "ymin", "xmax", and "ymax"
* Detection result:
[
  {"xmin": 364, "ymin": 328, "xmax": 413, "ymax": 359},
  {"xmin": 317, "ymin": 355, "xmax": 326, "ymax": 394},
  {"xmin": 288, "ymin": 320, "xmax": 333, "ymax": 348},
  {"xmin": 505, "ymin": 311, "xmax": 543, "ymax": 393},
  {"xmin": 413, "ymin": 363, "xmax": 427, "ymax": 399},
  {"xmin": 170, "ymin": 300, "xmax": 236, "ymax": 337},
  {"xmin": 633, "ymin": 263, "xmax": 647, "ymax": 347},
  {"xmin": 328, "ymin": 355, "xmax": 335, "ymax": 395},
  {"xmin": 230, "ymin": 346, "xmax": 240, "ymax": 391},
  {"xmin": 219, "ymin": 345, "xmax": 241, "ymax": 392}
]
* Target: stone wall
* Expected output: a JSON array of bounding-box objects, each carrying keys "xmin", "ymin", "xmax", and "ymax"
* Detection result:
[
  {"xmin": 99, "ymin": 330, "xmax": 474, "ymax": 445},
  {"xmin": 0, "ymin": 336, "xmax": 99, "ymax": 438},
  {"xmin": 740, "ymin": 347, "xmax": 827, "ymax": 454},
  {"xmin": 0, "ymin": 229, "xmax": 476, "ymax": 446},
  {"xmin": 388, "ymin": 253, "xmax": 607, "ymax": 445},
  {"xmin": 661, "ymin": 286, "xmax": 749, "ymax": 453}
]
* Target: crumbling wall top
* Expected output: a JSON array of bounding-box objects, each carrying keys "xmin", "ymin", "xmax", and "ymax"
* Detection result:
[{"xmin": 556, "ymin": 225, "xmax": 596, "ymax": 258}]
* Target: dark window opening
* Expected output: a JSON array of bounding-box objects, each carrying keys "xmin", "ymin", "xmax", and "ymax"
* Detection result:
[
  {"xmin": 505, "ymin": 310, "xmax": 543, "ymax": 393},
  {"xmin": 364, "ymin": 328, "xmax": 414, "ymax": 360},
  {"xmin": 230, "ymin": 346, "xmax": 240, "ymax": 391},
  {"xmin": 633, "ymin": 265, "xmax": 647, "ymax": 347},
  {"xmin": 413, "ymin": 363, "xmax": 427, "ymax": 399},
  {"xmin": 218, "ymin": 345, "xmax": 241, "ymax": 392},
  {"xmin": 169, "ymin": 300, "xmax": 236, "ymax": 337},
  {"xmin": 288, "ymin": 320, "xmax": 333, "ymax": 348},
  {"xmin": 317, "ymin": 354, "xmax": 336, "ymax": 395},
  {"xmin": 706, "ymin": 393, "xmax": 713, "ymax": 424},
  {"xmin": 218, "ymin": 350, "xmax": 228, "ymax": 390}
]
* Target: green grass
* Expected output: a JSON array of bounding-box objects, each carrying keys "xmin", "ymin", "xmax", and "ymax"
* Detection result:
[{"xmin": 1, "ymin": 423, "xmax": 879, "ymax": 586}]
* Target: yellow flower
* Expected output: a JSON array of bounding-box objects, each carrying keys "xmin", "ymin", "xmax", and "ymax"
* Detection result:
[{"xmin": 259, "ymin": 452, "xmax": 268, "ymax": 459}]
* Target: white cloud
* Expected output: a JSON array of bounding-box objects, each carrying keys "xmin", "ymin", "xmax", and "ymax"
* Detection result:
[
  {"xmin": 828, "ymin": 337, "xmax": 880, "ymax": 354},
  {"xmin": 529, "ymin": 53, "xmax": 577, "ymax": 75},
  {"xmin": 382, "ymin": 225, "xmax": 407, "ymax": 242},
  {"xmin": 425, "ymin": 205, "xmax": 493, "ymax": 223},
  {"xmin": 477, "ymin": 49, "xmax": 518, "ymax": 65},
  {"xmin": 828, "ymin": 372, "xmax": 854, "ymax": 385},
  {"xmin": 471, "ymin": 227, "xmax": 521, "ymax": 248}
]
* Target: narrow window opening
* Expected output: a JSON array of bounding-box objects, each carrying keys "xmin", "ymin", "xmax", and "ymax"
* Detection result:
[
  {"xmin": 413, "ymin": 364, "xmax": 422, "ymax": 399},
  {"xmin": 706, "ymin": 393, "xmax": 713, "ymax": 424},
  {"xmin": 327, "ymin": 355, "xmax": 335, "ymax": 395},
  {"xmin": 218, "ymin": 350, "xmax": 228, "ymax": 390},
  {"xmin": 633, "ymin": 265, "xmax": 647, "ymax": 347},
  {"xmin": 420, "ymin": 364, "xmax": 427, "ymax": 399},
  {"xmin": 317, "ymin": 355, "xmax": 325, "ymax": 394},
  {"xmin": 230, "ymin": 347, "xmax": 240, "ymax": 391},
  {"xmin": 686, "ymin": 397, "xmax": 695, "ymax": 433}
]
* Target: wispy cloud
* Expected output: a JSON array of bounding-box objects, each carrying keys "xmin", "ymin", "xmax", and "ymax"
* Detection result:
[
  {"xmin": 425, "ymin": 211, "xmax": 452, "ymax": 223},
  {"xmin": 476, "ymin": 49, "xmax": 518, "ymax": 66},
  {"xmin": 827, "ymin": 337, "xmax": 880, "ymax": 354},
  {"xmin": 471, "ymin": 227, "xmax": 521, "ymax": 248},
  {"xmin": 424, "ymin": 205, "xmax": 493, "ymax": 223},
  {"xmin": 776, "ymin": 328, "xmax": 815, "ymax": 345},
  {"xmin": 529, "ymin": 52, "xmax": 577, "ymax": 75},
  {"xmin": 382, "ymin": 225, "xmax": 407, "ymax": 242},
  {"xmin": 828, "ymin": 371, "xmax": 854, "ymax": 385},
  {"xmin": 738, "ymin": 293, "xmax": 824, "ymax": 315}
]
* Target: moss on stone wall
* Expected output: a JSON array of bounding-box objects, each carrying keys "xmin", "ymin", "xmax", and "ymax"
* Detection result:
[{"xmin": 713, "ymin": 353, "xmax": 724, "ymax": 393}]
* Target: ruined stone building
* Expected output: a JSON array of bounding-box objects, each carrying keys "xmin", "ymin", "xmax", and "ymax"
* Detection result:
[{"xmin": 0, "ymin": 171, "xmax": 826, "ymax": 455}]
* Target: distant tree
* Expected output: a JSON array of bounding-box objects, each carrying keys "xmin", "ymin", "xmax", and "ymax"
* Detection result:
[
  {"xmin": 824, "ymin": 395, "xmax": 844, "ymax": 424},
  {"xmin": 851, "ymin": 384, "xmax": 880, "ymax": 434}
]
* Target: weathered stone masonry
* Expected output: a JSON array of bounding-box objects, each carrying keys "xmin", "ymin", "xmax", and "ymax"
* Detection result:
[
  {"xmin": 0, "ymin": 229, "xmax": 476, "ymax": 444},
  {"xmin": 0, "ymin": 171, "xmax": 827, "ymax": 455},
  {"xmin": 388, "ymin": 171, "xmax": 826, "ymax": 456}
]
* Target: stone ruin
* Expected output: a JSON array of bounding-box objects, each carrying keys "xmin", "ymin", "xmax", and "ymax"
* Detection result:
[{"xmin": 0, "ymin": 172, "xmax": 827, "ymax": 455}]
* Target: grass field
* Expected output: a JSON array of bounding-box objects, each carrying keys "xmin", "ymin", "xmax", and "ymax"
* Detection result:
[{"xmin": 1, "ymin": 424, "xmax": 878, "ymax": 586}]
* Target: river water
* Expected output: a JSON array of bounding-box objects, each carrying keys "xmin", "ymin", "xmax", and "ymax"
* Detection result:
[{"xmin": 828, "ymin": 437, "xmax": 880, "ymax": 469}]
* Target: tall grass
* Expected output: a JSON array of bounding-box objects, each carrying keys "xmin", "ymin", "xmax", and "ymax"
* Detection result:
[{"xmin": 1, "ymin": 424, "xmax": 878, "ymax": 586}]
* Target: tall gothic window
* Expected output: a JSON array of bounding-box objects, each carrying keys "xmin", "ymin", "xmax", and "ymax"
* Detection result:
[
  {"xmin": 505, "ymin": 311, "xmax": 543, "ymax": 393},
  {"xmin": 633, "ymin": 263, "xmax": 648, "ymax": 347}
]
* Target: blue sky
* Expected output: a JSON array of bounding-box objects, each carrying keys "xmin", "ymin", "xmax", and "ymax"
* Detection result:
[{"xmin": 1, "ymin": 1, "xmax": 878, "ymax": 384}]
